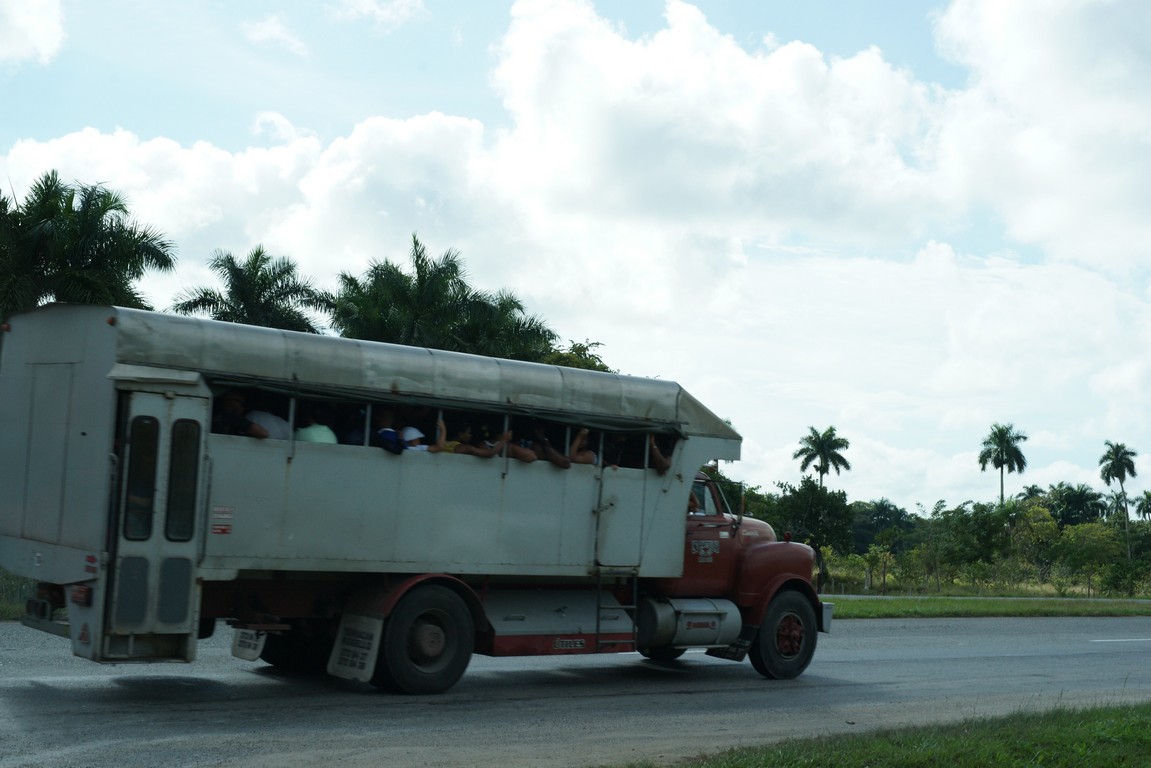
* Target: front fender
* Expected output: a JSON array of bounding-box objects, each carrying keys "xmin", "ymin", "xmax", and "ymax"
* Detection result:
[{"xmin": 735, "ymin": 540, "xmax": 820, "ymax": 625}]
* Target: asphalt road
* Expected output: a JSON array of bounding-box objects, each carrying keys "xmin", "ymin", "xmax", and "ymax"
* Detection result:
[{"xmin": 2, "ymin": 616, "xmax": 1151, "ymax": 768}]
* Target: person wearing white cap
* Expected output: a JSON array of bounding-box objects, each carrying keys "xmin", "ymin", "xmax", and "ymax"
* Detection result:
[{"xmin": 401, "ymin": 425, "xmax": 430, "ymax": 451}]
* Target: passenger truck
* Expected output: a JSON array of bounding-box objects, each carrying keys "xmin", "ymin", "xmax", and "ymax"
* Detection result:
[{"xmin": 0, "ymin": 304, "xmax": 830, "ymax": 693}]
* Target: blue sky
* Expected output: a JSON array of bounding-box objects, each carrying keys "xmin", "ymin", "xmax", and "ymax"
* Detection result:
[
  {"xmin": 3, "ymin": 0, "xmax": 1151, "ymax": 513},
  {"xmin": 1, "ymin": 2, "xmax": 963, "ymax": 150}
]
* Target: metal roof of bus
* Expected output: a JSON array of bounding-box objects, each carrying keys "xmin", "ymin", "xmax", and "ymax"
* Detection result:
[{"xmin": 17, "ymin": 304, "xmax": 741, "ymax": 444}]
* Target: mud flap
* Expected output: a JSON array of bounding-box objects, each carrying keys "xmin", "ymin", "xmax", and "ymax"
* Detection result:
[
  {"xmin": 231, "ymin": 629, "xmax": 266, "ymax": 661},
  {"xmin": 706, "ymin": 623, "xmax": 754, "ymax": 661},
  {"xmin": 327, "ymin": 612, "xmax": 384, "ymax": 682}
]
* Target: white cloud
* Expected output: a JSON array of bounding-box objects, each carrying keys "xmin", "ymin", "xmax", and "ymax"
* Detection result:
[
  {"xmin": 2, "ymin": 127, "xmax": 326, "ymax": 307},
  {"xmin": 329, "ymin": 0, "xmax": 425, "ymax": 29},
  {"xmin": 241, "ymin": 15, "xmax": 309, "ymax": 57},
  {"xmin": 490, "ymin": 0, "xmax": 950, "ymax": 248},
  {"xmin": 0, "ymin": 0, "xmax": 65, "ymax": 65},
  {"xmin": 262, "ymin": 112, "xmax": 493, "ymax": 274},
  {"xmin": 932, "ymin": 0, "xmax": 1151, "ymax": 274},
  {"xmin": 4, "ymin": 0, "xmax": 1151, "ymax": 512}
]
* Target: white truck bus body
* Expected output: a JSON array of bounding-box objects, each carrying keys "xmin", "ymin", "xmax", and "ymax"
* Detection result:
[{"xmin": 0, "ymin": 304, "xmax": 829, "ymax": 694}]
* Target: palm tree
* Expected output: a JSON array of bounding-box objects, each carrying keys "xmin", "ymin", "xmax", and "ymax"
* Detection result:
[
  {"xmin": 792, "ymin": 426, "xmax": 851, "ymax": 488},
  {"xmin": 1017, "ymin": 484, "xmax": 1045, "ymax": 502},
  {"xmin": 0, "ymin": 170, "xmax": 176, "ymax": 317},
  {"xmin": 1099, "ymin": 440, "xmax": 1137, "ymax": 560},
  {"xmin": 1048, "ymin": 482, "xmax": 1105, "ymax": 527},
  {"xmin": 452, "ymin": 288, "xmax": 556, "ymax": 361},
  {"xmin": 1104, "ymin": 490, "xmax": 1127, "ymax": 520},
  {"xmin": 868, "ymin": 498, "xmax": 912, "ymax": 532},
  {"xmin": 978, "ymin": 422, "xmax": 1028, "ymax": 506},
  {"xmin": 0, "ymin": 193, "xmax": 31, "ymax": 315},
  {"xmin": 328, "ymin": 234, "xmax": 558, "ymax": 359},
  {"xmin": 171, "ymin": 246, "xmax": 328, "ymax": 333},
  {"xmin": 326, "ymin": 259, "xmax": 413, "ymax": 343},
  {"xmin": 1134, "ymin": 490, "xmax": 1151, "ymax": 521},
  {"xmin": 329, "ymin": 239, "xmax": 473, "ymax": 348}
]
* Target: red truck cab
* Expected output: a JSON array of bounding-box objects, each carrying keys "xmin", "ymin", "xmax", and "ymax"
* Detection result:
[{"xmin": 643, "ymin": 472, "xmax": 830, "ymax": 679}]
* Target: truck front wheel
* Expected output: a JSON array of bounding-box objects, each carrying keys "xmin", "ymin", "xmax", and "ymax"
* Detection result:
[
  {"xmin": 748, "ymin": 590, "xmax": 816, "ymax": 680},
  {"xmin": 372, "ymin": 585, "xmax": 474, "ymax": 694}
]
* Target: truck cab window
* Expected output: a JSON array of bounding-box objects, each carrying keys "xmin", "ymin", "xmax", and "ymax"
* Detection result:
[{"xmin": 692, "ymin": 482, "xmax": 715, "ymax": 516}]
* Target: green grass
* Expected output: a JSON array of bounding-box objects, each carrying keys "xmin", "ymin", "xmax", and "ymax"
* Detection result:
[
  {"xmin": 830, "ymin": 595, "xmax": 1151, "ymax": 619},
  {"xmin": 617, "ymin": 703, "xmax": 1151, "ymax": 768},
  {"xmin": 606, "ymin": 598, "xmax": 1151, "ymax": 768}
]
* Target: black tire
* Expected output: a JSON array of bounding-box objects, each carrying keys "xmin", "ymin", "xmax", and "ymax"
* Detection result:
[
  {"xmin": 371, "ymin": 585, "xmax": 474, "ymax": 695},
  {"xmin": 748, "ymin": 591, "xmax": 817, "ymax": 680},
  {"xmin": 259, "ymin": 622, "xmax": 334, "ymax": 674},
  {"xmin": 638, "ymin": 645, "xmax": 686, "ymax": 662},
  {"xmin": 198, "ymin": 617, "xmax": 216, "ymax": 639}
]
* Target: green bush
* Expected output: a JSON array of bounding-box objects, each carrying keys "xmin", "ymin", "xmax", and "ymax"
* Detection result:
[
  {"xmin": 1100, "ymin": 558, "xmax": 1151, "ymax": 597},
  {"xmin": 0, "ymin": 568, "xmax": 34, "ymax": 620}
]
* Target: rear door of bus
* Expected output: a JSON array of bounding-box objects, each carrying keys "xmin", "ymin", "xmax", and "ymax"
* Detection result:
[{"xmin": 107, "ymin": 389, "xmax": 207, "ymax": 661}]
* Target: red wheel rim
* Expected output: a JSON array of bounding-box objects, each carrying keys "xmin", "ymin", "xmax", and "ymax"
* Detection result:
[{"xmin": 775, "ymin": 612, "xmax": 804, "ymax": 659}]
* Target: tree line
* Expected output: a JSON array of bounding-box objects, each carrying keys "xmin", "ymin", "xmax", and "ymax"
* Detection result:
[
  {"xmin": 0, "ymin": 170, "xmax": 609, "ymax": 370},
  {"xmin": 717, "ymin": 421, "xmax": 1149, "ymax": 597}
]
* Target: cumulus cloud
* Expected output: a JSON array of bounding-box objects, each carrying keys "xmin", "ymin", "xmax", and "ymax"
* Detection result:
[
  {"xmin": 262, "ymin": 112, "xmax": 493, "ymax": 271},
  {"xmin": 932, "ymin": 0, "xmax": 1151, "ymax": 274},
  {"xmin": 0, "ymin": 0, "xmax": 65, "ymax": 65},
  {"xmin": 2, "ymin": 127, "xmax": 325, "ymax": 306},
  {"xmin": 4, "ymin": 0, "xmax": 1151, "ymax": 511},
  {"xmin": 492, "ymin": 1, "xmax": 950, "ymax": 240}
]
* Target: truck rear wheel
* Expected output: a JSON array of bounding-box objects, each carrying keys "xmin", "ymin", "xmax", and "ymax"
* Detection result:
[
  {"xmin": 371, "ymin": 585, "xmax": 474, "ymax": 695},
  {"xmin": 749, "ymin": 590, "xmax": 816, "ymax": 680}
]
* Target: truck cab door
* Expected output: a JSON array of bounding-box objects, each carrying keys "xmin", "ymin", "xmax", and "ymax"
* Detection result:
[
  {"xmin": 107, "ymin": 389, "xmax": 207, "ymax": 661},
  {"xmin": 677, "ymin": 480, "xmax": 739, "ymax": 596}
]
